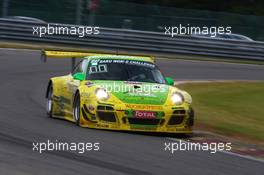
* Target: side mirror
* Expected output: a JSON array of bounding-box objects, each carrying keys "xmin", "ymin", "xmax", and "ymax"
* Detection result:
[
  {"xmin": 73, "ymin": 72, "xmax": 85, "ymax": 81},
  {"xmin": 165, "ymin": 77, "xmax": 174, "ymax": 86}
]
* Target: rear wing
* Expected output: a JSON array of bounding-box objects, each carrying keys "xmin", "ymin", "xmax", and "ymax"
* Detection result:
[{"xmin": 40, "ymin": 50, "xmax": 155, "ymax": 72}]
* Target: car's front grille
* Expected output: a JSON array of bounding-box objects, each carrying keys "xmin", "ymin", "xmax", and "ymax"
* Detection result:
[
  {"xmin": 97, "ymin": 105, "xmax": 114, "ymax": 111},
  {"xmin": 167, "ymin": 109, "xmax": 186, "ymax": 125},
  {"xmin": 128, "ymin": 118, "xmax": 160, "ymax": 125},
  {"xmin": 168, "ymin": 115, "xmax": 184, "ymax": 125},
  {"xmin": 173, "ymin": 110, "xmax": 186, "ymax": 115},
  {"xmin": 97, "ymin": 111, "xmax": 116, "ymax": 122}
]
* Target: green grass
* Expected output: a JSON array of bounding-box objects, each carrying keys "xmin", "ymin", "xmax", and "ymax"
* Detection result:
[{"xmin": 178, "ymin": 82, "xmax": 264, "ymax": 142}]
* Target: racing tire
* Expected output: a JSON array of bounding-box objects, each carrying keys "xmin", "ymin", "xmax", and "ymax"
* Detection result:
[
  {"xmin": 46, "ymin": 84, "xmax": 54, "ymax": 118},
  {"xmin": 73, "ymin": 93, "xmax": 81, "ymax": 126}
]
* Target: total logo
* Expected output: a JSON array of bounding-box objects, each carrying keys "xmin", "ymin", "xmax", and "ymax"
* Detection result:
[{"xmin": 134, "ymin": 111, "xmax": 156, "ymax": 119}]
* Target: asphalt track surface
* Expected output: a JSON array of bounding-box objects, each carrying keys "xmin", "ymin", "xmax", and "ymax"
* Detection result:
[{"xmin": 0, "ymin": 49, "xmax": 264, "ymax": 175}]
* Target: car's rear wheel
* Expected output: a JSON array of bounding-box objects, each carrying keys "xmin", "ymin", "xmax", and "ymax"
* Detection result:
[
  {"xmin": 73, "ymin": 93, "xmax": 81, "ymax": 126},
  {"xmin": 46, "ymin": 85, "xmax": 53, "ymax": 118}
]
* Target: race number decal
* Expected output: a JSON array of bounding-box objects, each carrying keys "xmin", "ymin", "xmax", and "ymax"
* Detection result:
[{"xmin": 89, "ymin": 64, "xmax": 107, "ymax": 74}]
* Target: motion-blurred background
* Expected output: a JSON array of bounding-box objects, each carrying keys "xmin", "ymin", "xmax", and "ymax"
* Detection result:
[{"xmin": 1, "ymin": 0, "xmax": 264, "ymax": 41}]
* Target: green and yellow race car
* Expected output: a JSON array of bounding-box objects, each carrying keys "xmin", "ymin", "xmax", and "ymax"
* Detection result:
[{"xmin": 45, "ymin": 51, "xmax": 194, "ymax": 133}]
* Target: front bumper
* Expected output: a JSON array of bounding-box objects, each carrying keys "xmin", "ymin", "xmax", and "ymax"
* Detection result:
[{"xmin": 80, "ymin": 103, "xmax": 194, "ymax": 133}]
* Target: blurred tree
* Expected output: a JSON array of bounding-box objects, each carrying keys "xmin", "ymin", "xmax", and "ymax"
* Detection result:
[{"xmin": 122, "ymin": 0, "xmax": 264, "ymax": 16}]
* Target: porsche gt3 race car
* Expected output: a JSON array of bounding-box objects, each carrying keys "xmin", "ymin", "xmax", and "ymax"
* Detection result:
[{"xmin": 45, "ymin": 51, "xmax": 194, "ymax": 133}]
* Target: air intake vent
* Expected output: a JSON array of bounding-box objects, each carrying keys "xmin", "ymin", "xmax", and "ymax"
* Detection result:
[
  {"xmin": 168, "ymin": 116, "xmax": 184, "ymax": 125},
  {"xmin": 97, "ymin": 111, "xmax": 116, "ymax": 122},
  {"xmin": 97, "ymin": 105, "xmax": 114, "ymax": 111},
  {"xmin": 128, "ymin": 118, "xmax": 160, "ymax": 125}
]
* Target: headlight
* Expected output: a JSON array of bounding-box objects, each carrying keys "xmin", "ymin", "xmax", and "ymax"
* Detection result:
[
  {"xmin": 95, "ymin": 88, "xmax": 109, "ymax": 101},
  {"xmin": 171, "ymin": 92, "xmax": 184, "ymax": 105}
]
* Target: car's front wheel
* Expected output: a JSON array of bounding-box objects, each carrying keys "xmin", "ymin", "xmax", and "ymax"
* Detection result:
[
  {"xmin": 46, "ymin": 84, "xmax": 53, "ymax": 118},
  {"xmin": 73, "ymin": 93, "xmax": 81, "ymax": 126}
]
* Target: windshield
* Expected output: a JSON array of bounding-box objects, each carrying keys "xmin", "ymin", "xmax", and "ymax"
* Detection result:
[{"xmin": 86, "ymin": 59, "xmax": 166, "ymax": 84}]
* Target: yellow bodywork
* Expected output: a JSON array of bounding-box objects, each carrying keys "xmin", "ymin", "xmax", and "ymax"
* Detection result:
[
  {"xmin": 50, "ymin": 76, "xmax": 193, "ymax": 133},
  {"xmin": 46, "ymin": 51, "xmax": 193, "ymax": 134}
]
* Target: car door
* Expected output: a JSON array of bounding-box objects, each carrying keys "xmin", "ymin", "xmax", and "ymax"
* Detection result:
[{"xmin": 64, "ymin": 60, "xmax": 88, "ymax": 115}]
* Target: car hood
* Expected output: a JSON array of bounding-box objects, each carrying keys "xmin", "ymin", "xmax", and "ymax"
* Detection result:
[{"xmin": 91, "ymin": 80, "xmax": 170, "ymax": 105}]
